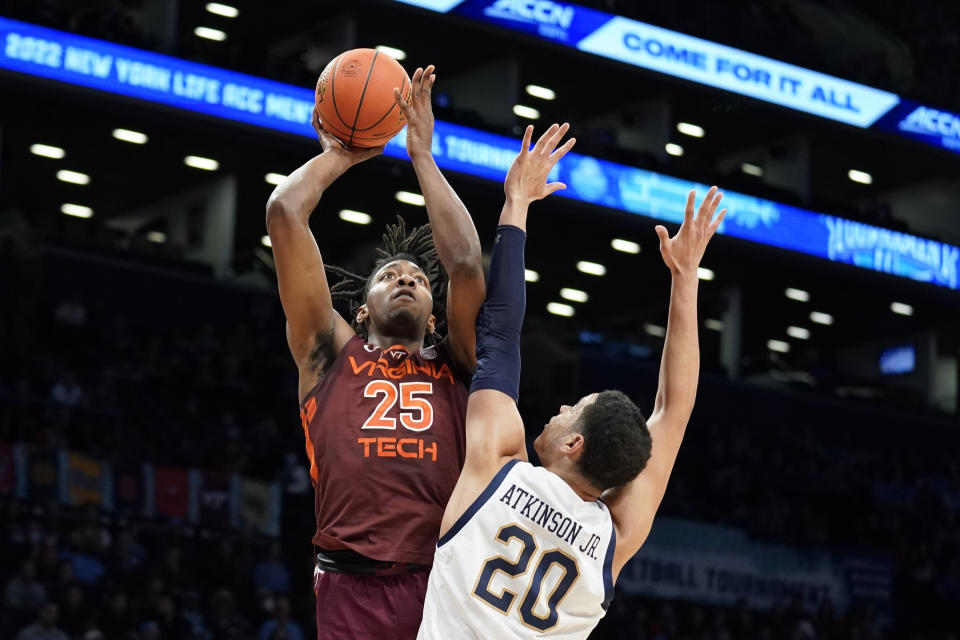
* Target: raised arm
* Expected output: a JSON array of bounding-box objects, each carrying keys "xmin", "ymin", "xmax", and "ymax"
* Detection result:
[
  {"xmin": 604, "ymin": 187, "xmax": 726, "ymax": 576},
  {"xmin": 395, "ymin": 65, "xmax": 485, "ymax": 373},
  {"xmin": 266, "ymin": 107, "xmax": 382, "ymax": 400},
  {"xmin": 439, "ymin": 124, "xmax": 575, "ymax": 535}
]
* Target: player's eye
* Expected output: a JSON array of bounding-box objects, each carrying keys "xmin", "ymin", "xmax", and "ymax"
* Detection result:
[
  {"xmin": 415, "ymin": 276, "xmax": 426, "ymax": 284},
  {"xmin": 383, "ymin": 272, "xmax": 395, "ymax": 279}
]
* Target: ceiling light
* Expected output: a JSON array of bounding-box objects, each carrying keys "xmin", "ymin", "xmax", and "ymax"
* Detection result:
[
  {"xmin": 611, "ymin": 238, "xmax": 640, "ymax": 254},
  {"xmin": 184, "ymin": 155, "xmax": 219, "ymax": 171},
  {"xmin": 741, "ymin": 162, "xmax": 763, "ymax": 177},
  {"xmin": 787, "ymin": 326, "xmax": 810, "ymax": 340},
  {"xmin": 547, "ymin": 302, "xmax": 575, "ymax": 317},
  {"xmin": 146, "ymin": 231, "xmax": 166, "ymax": 243},
  {"xmin": 644, "ymin": 323, "xmax": 666, "ymax": 338},
  {"xmin": 112, "ymin": 128, "xmax": 148, "ymax": 144},
  {"xmin": 785, "ymin": 287, "xmax": 809, "ymax": 302},
  {"xmin": 676, "ymin": 122, "xmax": 704, "ymax": 137},
  {"xmin": 395, "ymin": 191, "xmax": 426, "ymax": 206},
  {"xmin": 524, "ymin": 269, "xmax": 540, "ymax": 283},
  {"xmin": 705, "ymin": 319, "xmax": 724, "ymax": 331},
  {"xmin": 205, "ymin": 2, "xmax": 238, "ymax": 17},
  {"xmin": 375, "ymin": 45, "xmax": 406, "ymax": 61},
  {"xmin": 261, "ymin": 235, "xmax": 272, "ymax": 248},
  {"xmin": 697, "ymin": 267, "xmax": 714, "ymax": 281},
  {"xmin": 809, "ymin": 311, "xmax": 833, "ymax": 325},
  {"xmin": 264, "ymin": 172, "xmax": 287, "ymax": 185},
  {"xmin": 61, "ymin": 203, "xmax": 92, "ymax": 218},
  {"xmin": 560, "ymin": 288, "xmax": 588, "ymax": 303},
  {"xmin": 30, "ymin": 143, "xmax": 65, "ymax": 159},
  {"xmin": 194, "ymin": 26, "xmax": 227, "ymax": 41},
  {"xmin": 665, "ymin": 143, "xmax": 684, "ymax": 157},
  {"xmin": 767, "ymin": 339, "xmax": 790, "ymax": 353},
  {"xmin": 513, "ymin": 105, "xmax": 540, "ymax": 119},
  {"xmin": 339, "ymin": 209, "xmax": 372, "ymax": 225},
  {"xmin": 525, "ymin": 85, "xmax": 556, "ymax": 100},
  {"xmin": 576, "ymin": 261, "xmax": 606, "ymax": 276},
  {"xmin": 848, "ymin": 169, "xmax": 872, "ymax": 185},
  {"xmin": 56, "ymin": 170, "xmax": 90, "ymax": 185},
  {"xmin": 890, "ymin": 301, "xmax": 913, "ymax": 316}
]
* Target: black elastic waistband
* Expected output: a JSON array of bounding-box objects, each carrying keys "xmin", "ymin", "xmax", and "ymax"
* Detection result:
[{"xmin": 315, "ymin": 548, "xmax": 427, "ymax": 576}]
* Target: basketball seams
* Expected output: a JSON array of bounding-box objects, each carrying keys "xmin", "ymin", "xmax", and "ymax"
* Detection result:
[
  {"xmin": 329, "ymin": 55, "xmax": 354, "ymax": 133},
  {"xmin": 355, "ymin": 69, "xmax": 408, "ymax": 133},
  {"xmin": 348, "ymin": 50, "xmax": 381, "ymax": 146}
]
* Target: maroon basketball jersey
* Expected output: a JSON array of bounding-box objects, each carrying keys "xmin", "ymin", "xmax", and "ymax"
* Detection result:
[{"xmin": 299, "ymin": 335, "xmax": 468, "ymax": 565}]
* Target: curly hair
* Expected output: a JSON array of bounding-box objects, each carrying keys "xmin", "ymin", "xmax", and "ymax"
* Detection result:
[
  {"xmin": 325, "ymin": 216, "xmax": 447, "ymax": 345},
  {"xmin": 576, "ymin": 390, "xmax": 652, "ymax": 492}
]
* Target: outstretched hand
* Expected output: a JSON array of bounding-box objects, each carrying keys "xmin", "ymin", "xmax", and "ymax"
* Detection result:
[
  {"xmin": 394, "ymin": 65, "xmax": 435, "ymax": 160},
  {"xmin": 656, "ymin": 187, "xmax": 726, "ymax": 277},
  {"xmin": 311, "ymin": 104, "xmax": 384, "ymax": 166},
  {"xmin": 504, "ymin": 123, "xmax": 576, "ymax": 206}
]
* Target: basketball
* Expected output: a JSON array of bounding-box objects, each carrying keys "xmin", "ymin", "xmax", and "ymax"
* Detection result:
[{"xmin": 315, "ymin": 48, "xmax": 412, "ymax": 148}]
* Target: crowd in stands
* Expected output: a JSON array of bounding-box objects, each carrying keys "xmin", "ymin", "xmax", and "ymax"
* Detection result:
[{"xmin": 2, "ymin": 243, "xmax": 960, "ymax": 639}]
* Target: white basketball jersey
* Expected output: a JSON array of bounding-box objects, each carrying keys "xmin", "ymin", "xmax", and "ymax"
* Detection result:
[{"xmin": 418, "ymin": 459, "xmax": 616, "ymax": 639}]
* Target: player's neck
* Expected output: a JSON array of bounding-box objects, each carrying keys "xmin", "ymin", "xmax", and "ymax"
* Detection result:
[
  {"xmin": 548, "ymin": 462, "xmax": 602, "ymax": 502},
  {"xmin": 365, "ymin": 331, "xmax": 424, "ymax": 353}
]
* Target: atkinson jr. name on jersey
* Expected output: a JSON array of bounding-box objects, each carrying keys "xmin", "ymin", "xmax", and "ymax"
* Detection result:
[{"xmin": 499, "ymin": 482, "xmax": 606, "ymax": 561}]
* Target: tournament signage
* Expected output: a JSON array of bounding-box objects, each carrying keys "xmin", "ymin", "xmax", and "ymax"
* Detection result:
[
  {"xmin": 392, "ymin": 0, "xmax": 960, "ymax": 155},
  {"xmin": 2, "ymin": 16, "xmax": 958, "ymax": 291}
]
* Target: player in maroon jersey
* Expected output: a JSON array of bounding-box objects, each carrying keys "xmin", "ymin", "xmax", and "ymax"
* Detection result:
[{"xmin": 265, "ymin": 65, "xmax": 484, "ymax": 640}]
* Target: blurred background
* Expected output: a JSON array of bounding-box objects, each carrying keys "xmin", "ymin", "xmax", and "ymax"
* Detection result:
[{"xmin": 1, "ymin": 0, "xmax": 959, "ymax": 638}]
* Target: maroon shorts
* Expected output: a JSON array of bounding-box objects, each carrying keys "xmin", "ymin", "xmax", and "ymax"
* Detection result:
[{"xmin": 313, "ymin": 565, "xmax": 430, "ymax": 640}]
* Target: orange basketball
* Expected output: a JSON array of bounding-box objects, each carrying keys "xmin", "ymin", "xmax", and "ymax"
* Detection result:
[{"xmin": 315, "ymin": 49, "xmax": 412, "ymax": 148}]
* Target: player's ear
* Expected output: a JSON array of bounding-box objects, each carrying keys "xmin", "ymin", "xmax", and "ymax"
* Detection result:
[
  {"xmin": 356, "ymin": 304, "xmax": 370, "ymax": 325},
  {"xmin": 563, "ymin": 432, "xmax": 585, "ymax": 456},
  {"xmin": 426, "ymin": 313, "xmax": 436, "ymax": 334}
]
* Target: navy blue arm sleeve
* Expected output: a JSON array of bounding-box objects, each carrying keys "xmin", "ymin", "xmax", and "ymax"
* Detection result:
[{"xmin": 470, "ymin": 225, "xmax": 526, "ymax": 401}]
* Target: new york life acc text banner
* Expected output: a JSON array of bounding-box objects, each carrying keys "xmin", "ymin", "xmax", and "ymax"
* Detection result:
[{"xmin": 1, "ymin": 16, "xmax": 956, "ymax": 290}]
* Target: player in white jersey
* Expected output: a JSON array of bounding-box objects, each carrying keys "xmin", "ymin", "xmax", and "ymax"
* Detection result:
[{"xmin": 418, "ymin": 123, "xmax": 726, "ymax": 639}]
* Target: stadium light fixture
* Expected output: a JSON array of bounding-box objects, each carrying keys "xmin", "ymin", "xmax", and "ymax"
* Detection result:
[
  {"xmin": 787, "ymin": 326, "xmax": 810, "ymax": 340},
  {"xmin": 848, "ymin": 169, "xmax": 873, "ymax": 185},
  {"xmin": 264, "ymin": 173, "xmax": 287, "ymax": 185},
  {"xmin": 61, "ymin": 203, "xmax": 92, "ymax": 218},
  {"xmin": 676, "ymin": 122, "xmax": 705, "ymax": 138},
  {"xmin": 261, "ymin": 235, "xmax": 272, "ymax": 248},
  {"xmin": 705, "ymin": 319, "xmax": 724, "ymax": 331},
  {"xmin": 525, "ymin": 85, "xmax": 556, "ymax": 100},
  {"xmin": 665, "ymin": 143, "xmax": 684, "ymax": 157},
  {"xmin": 30, "ymin": 143, "xmax": 65, "ymax": 159},
  {"xmin": 809, "ymin": 311, "xmax": 833, "ymax": 325},
  {"xmin": 524, "ymin": 269, "xmax": 540, "ymax": 283},
  {"xmin": 205, "ymin": 3, "xmax": 239, "ymax": 18},
  {"xmin": 375, "ymin": 46, "xmax": 407, "ymax": 61},
  {"xmin": 146, "ymin": 231, "xmax": 166, "ymax": 243},
  {"xmin": 57, "ymin": 170, "xmax": 90, "ymax": 185},
  {"xmin": 184, "ymin": 155, "xmax": 219, "ymax": 171},
  {"xmin": 741, "ymin": 162, "xmax": 764, "ymax": 177},
  {"xmin": 611, "ymin": 238, "xmax": 640, "ymax": 254},
  {"xmin": 890, "ymin": 301, "xmax": 913, "ymax": 316},
  {"xmin": 339, "ymin": 209, "xmax": 372, "ymax": 225},
  {"xmin": 644, "ymin": 323, "xmax": 666, "ymax": 338},
  {"xmin": 697, "ymin": 267, "xmax": 714, "ymax": 281},
  {"xmin": 395, "ymin": 191, "xmax": 426, "ymax": 206},
  {"xmin": 513, "ymin": 105, "xmax": 540, "ymax": 120},
  {"xmin": 112, "ymin": 128, "xmax": 148, "ymax": 144},
  {"xmin": 767, "ymin": 339, "xmax": 790, "ymax": 353},
  {"xmin": 547, "ymin": 302, "xmax": 575, "ymax": 317},
  {"xmin": 194, "ymin": 26, "xmax": 227, "ymax": 41},
  {"xmin": 576, "ymin": 261, "xmax": 606, "ymax": 276},
  {"xmin": 560, "ymin": 288, "xmax": 588, "ymax": 303},
  {"xmin": 785, "ymin": 287, "xmax": 810, "ymax": 302}
]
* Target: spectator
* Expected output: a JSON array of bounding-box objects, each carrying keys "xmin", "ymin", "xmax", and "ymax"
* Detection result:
[
  {"xmin": 15, "ymin": 602, "xmax": 69, "ymax": 640},
  {"xmin": 4, "ymin": 560, "xmax": 46, "ymax": 612},
  {"xmin": 259, "ymin": 596, "xmax": 303, "ymax": 640},
  {"xmin": 253, "ymin": 542, "xmax": 290, "ymax": 594}
]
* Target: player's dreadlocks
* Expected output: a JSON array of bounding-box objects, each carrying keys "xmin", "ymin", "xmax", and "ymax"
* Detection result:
[{"xmin": 326, "ymin": 216, "xmax": 447, "ymax": 345}]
